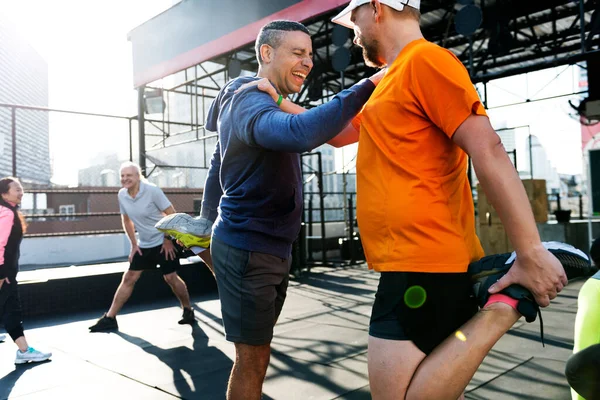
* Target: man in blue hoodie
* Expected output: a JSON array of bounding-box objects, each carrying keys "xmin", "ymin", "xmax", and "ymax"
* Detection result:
[{"xmin": 157, "ymin": 20, "xmax": 383, "ymax": 399}]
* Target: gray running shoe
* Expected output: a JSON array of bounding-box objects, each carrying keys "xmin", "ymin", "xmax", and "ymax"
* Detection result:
[{"xmin": 15, "ymin": 347, "xmax": 52, "ymax": 364}]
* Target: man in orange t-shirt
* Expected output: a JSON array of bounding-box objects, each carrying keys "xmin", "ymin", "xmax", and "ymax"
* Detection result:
[
  {"xmin": 239, "ymin": 1, "xmax": 571, "ymax": 397},
  {"xmin": 330, "ymin": 0, "xmax": 569, "ymax": 399}
]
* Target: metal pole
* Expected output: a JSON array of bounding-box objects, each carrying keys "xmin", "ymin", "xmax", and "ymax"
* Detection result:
[
  {"xmin": 317, "ymin": 152, "xmax": 327, "ymax": 265},
  {"xmin": 308, "ymin": 195, "xmax": 314, "ymax": 262},
  {"xmin": 483, "ymin": 81, "xmax": 488, "ymax": 108},
  {"xmin": 342, "ymin": 149, "xmax": 348, "ymax": 237},
  {"xmin": 339, "ymin": 69, "xmax": 348, "ymax": 240},
  {"xmin": 348, "ymin": 195, "xmax": 356, "ymax": 264},
  {"xmin": 468, "ymin": 157, "xmax": 473, "ymax": 189},
  {"xmin": 11, "ymin": 107, "xmax": 16, "ymax": 177},
  {"xmin": 166, "ymin": 87, "xmax": 170, "ymax": 139},
  {"xmin": 299, "ymin": 189, "xmax": 307, "ymax": 271},
  {"xmin": 128, "ymin": 118, "xmax": 133, "ymax": 162},
  {"xmin": 588, "ymin": 149, "xmax": 594, "ymax": 249},
  {"xmin": 580, "ymin": 0, "xmax": 586, "ymax": 53},
  {"xmin": 202, "ymin": 87, "xmax": 207, "ymax": 168},
  {"xmin": 529, "ymin": 134, "xmax": 534, "ymax": 179},
  {"xmin": 468, "ymin": 36, "xmax": 474, "ymax": 77},
  {"xmin": 137, "ymin": 86, "xmax": 147, "ymax": 176},
  {"xmin": 195, "ymin": 65, "xmax": 199, "ymax": 140}
]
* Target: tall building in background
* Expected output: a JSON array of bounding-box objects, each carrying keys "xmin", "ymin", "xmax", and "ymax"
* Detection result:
[
  {"xmin": 471, "ymin": 126, "xmax": 561, "ymax": 193},
  {"xmin": 78, "ymin": 153, "xmax": 122, "ymax": 187},
  {"xmin": 0, "ymin": 16, "xmax": 51, "ymax": 184},
  {"xmin": 522, "ymin": 134, "xmax": 561, "ymax": 192},
  {"xmin": 497, "ymin": 128, "xmax": 516, "ymax": 155}
]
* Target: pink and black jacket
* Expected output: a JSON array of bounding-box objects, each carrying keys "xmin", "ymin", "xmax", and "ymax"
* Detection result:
[{"xmin": 0, "ymin": 199, "xmax": 23, "ymax": 281}]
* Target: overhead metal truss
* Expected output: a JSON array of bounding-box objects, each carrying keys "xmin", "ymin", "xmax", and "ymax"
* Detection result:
[{"xmin": 138, "ymin": 0, "xmax": 599, "ymax": 167}]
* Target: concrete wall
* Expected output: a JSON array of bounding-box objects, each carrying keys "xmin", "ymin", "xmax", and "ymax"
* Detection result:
[
  {"xmin": 20, "ymin": 234, "xmax": 131, "ymax": 268},
  {"xmin": 20, "ymin": 221, "xmax": 352, "ymax": 268},
  {"xmin": 538, "ymin": 220, "xmax": 599, "ymax": 254}
]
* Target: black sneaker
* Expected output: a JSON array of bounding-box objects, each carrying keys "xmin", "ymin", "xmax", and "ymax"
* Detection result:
[
  {"xmin": 89, "ymin": 314, "xmax": 118, "ymax": 332},
  {"xmin": 469, "ymin": 242, "xmax": 591, "ymax": 346},
  {"xmin": 178, "ymin": 307, "xmax": 195, "ymax": 325},
  {"xmin": 470, "ymin": 241, "xmax": 592, "ymax": 313}
]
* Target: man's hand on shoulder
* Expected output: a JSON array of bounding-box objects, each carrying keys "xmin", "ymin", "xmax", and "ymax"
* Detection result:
[
  {"xmin": 235, "ymin": 78, "xmax": 279, "ymax": 102},
  {"xmin": 368, "ymin": 68, "xmax": 388, "ymax": 85}
]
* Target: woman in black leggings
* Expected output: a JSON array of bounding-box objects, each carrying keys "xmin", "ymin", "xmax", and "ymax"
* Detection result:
[{"xmin": 0, "ymin": 177, "xmax": 52, "ymax": 364}]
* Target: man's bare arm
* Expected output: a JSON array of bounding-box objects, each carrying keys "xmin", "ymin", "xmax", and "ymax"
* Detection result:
[
  {"xmin": 162, "ymin": 205, "xmax": 176, "ymax": 216},
  {"xmin": 453, "ymin": 114, "xmax": 567, "ymax": 307},
  {"xmin": 121, "ymin": 214, "xmax": 137, "ymax": 247}
]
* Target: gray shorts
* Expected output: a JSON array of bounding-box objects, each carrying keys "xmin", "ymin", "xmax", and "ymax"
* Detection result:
[{"xmin": 211, "ymin": 237, "xmax": 291, "ymax": 345}]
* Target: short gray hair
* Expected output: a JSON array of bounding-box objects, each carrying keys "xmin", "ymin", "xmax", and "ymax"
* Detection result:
[
  {"xmin": 255, "ymin": 20, "xmax": 310, "ymax": 65},
  {"xmin": 119, "ymin": 161, "xmax": 142, "ymax": 176}
]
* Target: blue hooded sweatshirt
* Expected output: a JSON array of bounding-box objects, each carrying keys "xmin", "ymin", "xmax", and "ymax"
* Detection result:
[{"xmin": 201, "ymin": 76, "xmax": 374, "ymax": 258}]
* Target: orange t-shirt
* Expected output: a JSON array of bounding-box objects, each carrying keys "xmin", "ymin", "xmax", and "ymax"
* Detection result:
[{"xmin": 356, "ymin": 39, "xmax": 486, "ymax": 273}]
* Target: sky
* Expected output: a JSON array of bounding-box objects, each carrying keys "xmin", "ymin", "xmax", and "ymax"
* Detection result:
[
  {"xmin": 1, "ymin": 0, "xmax": 172, "ymax": 114},
  {"xmin": 483, "ymin": 65, "xmax": 588, "ymax": 176},
  {"xmin": 1, "ymin": 0, "xmax": 172, "ymax": 185},
  {"xmin": 0, "ymin": 0, "xmax": 591, "ymax": 184}
]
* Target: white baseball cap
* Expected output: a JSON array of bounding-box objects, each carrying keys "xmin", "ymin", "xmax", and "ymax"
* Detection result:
[{"xmin": 332, "ymin": 0, "xmax": 421, "ymax": 29}]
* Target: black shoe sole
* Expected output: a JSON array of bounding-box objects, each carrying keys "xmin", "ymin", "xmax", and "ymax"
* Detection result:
[
  {"xmin": 89, "ymin": 325, "xmax": 118, "ymax": 332},
  {"xmin": 554, "ymin": 253, "xmax": 596, "ymax": 279}
]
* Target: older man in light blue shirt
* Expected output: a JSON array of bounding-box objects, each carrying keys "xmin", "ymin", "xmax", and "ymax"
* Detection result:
[{"xmin": 89, "ymin": 162, "xmax": 194, "ymax": 332}]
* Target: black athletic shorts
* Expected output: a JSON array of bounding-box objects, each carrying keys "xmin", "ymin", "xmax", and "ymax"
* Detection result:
[
  {"xmin": 129, "ymin": 240, "xmax": 182, "ymax": 275},
  {"xmin": 369, "ymin": 271, "xmax": 477, "ymax": 355}
]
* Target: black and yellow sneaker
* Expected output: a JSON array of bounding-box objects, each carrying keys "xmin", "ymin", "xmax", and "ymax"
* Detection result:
[{"xmin": 155, "ymin": 214, "xmax": 212, "ymax": 249}]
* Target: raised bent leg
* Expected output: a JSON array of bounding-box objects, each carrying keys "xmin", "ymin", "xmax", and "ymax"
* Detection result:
[
  {"xmin": 406, "ymin": 303, "xmax": 519, "ymax": 399},
  {"xmin": 369, "ymin": 303, "xmax": 519, "ymax": 400}
]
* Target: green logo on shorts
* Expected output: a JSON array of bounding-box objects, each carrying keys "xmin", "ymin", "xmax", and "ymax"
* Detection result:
[{"xmin": 404, "ymin": 285, "xmax": 427, "ymax": 309}]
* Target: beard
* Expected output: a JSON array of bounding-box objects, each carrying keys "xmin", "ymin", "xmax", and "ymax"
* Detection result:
[{"xmin": 360, "ymin": 36, "xmax": 384, "ymax": 68}]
